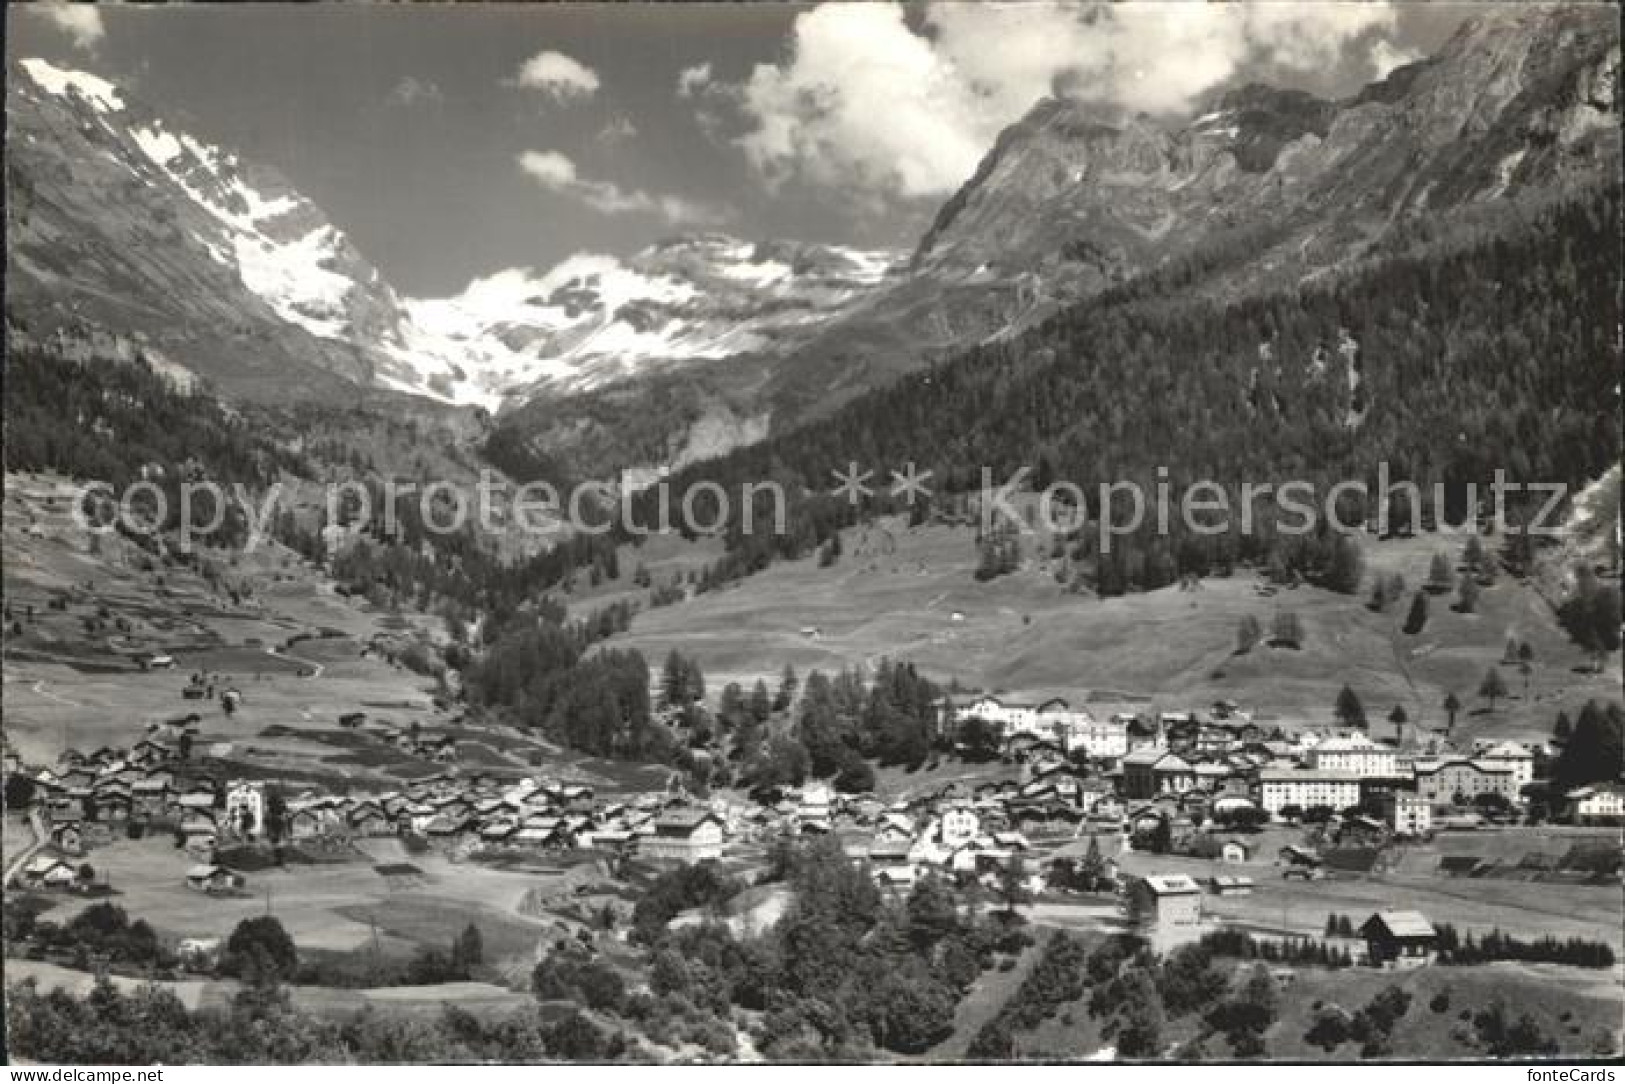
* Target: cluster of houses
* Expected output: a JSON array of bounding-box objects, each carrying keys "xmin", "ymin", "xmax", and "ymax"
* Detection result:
[
  {"xmin": 945, "ymin": 696, "xmax": 1589, "ymax": 836},
  {"xmin": 4, "ymin": 692, "xmax": 1618, "ymax": 911}
]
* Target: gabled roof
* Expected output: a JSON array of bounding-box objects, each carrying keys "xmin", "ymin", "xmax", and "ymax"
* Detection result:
[{"xmin": 1361, "ymin": 910, "xmax": 1436, "ymax": 939}]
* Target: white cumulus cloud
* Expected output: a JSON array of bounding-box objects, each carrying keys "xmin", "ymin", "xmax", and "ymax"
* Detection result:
[
  {"xmin": 30, "ymin": 2, "xmax": 106, "ymax": 52},
  {"xmin": 514, "ymin": 50, "xmax": 601, "ymax": 102},
  {"xmin": 518, "ymin": 150, "xmax": 727, "ymax": 227},
  {"xmin": 677, "ymin": 62, "xmax": 714, "ymax": 99},
  {"xmin": 711, "ymin": 1, "xmax": 1408, "ymax": 201},
  {"xmin": 1367, "ymin": 38, "xmax": 1424, "ymax": 81}
]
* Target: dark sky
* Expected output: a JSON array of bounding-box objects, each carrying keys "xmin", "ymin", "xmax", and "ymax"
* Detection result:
[{"xmin": 9, "ymin": 2, "xmax": 1481, "ymax": 297}]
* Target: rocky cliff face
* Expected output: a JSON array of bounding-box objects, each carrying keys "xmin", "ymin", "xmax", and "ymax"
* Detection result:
[
  {"xmin": 909, "ymin": 5, "xmax": 1618, "ymax": 288},
  {"xmin": 6, "ymin": 59, "xmax": 396, "ymax": 402}
]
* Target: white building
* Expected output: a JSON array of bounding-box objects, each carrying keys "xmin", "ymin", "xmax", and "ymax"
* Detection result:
[
  {"xmin": 225, "ymin": 780, "xmax": 265, "ymax": 838},
  {"xmin": 1379, "ymin": 790, "xmax": 1432, "ymax": 835},
  {"xmin": 939, "ymin": 805, "xmax": 981, "ymax": 849},
  {"xmin": 953, "ymin": 696, "xmax": 1124, "ymax": 755},
  {"xmin": 1257, "ymin": 768, "xmax": 1362, "ymax": 816},
  {"xmin": 1474, "ymin": 741, "xmax": 1535, "ymax": 793},
  {"xmin": 1308, "ymin": 735, "xmax": 1399, "ymax": 777},
  {"xmin": 1566, "ymin": 784, "xmax": 1625, "ymax": 824}
]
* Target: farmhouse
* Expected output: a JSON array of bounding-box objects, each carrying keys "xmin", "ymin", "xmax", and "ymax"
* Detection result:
[
  {"xmin": 50, "ymin": 822, "xmax": 84, "ymax": 854},
  {"xmin": 20, "ymin": 856, "xmax": 77, "ymax": 890},
  {"xmin": 1209, "ymin": 875, "xmax": 1255, "ymax": 897},
  {"xmin": 641, "ymin": 808, "xmax": 726, "ymax": 862},
  {"xmin": 1359, "ymin": 910, "xmax": 1438, "ymax": 969},
  {"xmin": 185, "ymin": 864, "xmax": 245, "ymax": 895}
]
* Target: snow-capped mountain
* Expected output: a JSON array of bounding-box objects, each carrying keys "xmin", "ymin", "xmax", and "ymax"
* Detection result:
[
  {"xmin": 386, "ymin": 236, "xmax": 898, "ymax": 408},
  {"xmin": 5, "ymin": 58, "xmax": 899, "ymax": 411}
]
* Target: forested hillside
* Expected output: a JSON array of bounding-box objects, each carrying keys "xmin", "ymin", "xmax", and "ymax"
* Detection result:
[{"xmin": 646, "ymin": 189, "xmax": 1620, "ymax": 595}]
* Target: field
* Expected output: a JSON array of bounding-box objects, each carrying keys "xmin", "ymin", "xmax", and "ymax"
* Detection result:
[
  {"xmin": 0, "ymin": 473, "xmax": 670, "ymax": 796},
  {"xmin": 601, "ymin": 513, "xmax": 1619, "ymax": 746},
  {"xmin": 38, "ymin": 833, "xmax": 581, "ymax": 979},
  {"xmin": 1108, "ymin": 829, "xmax": 1625, "ymax": 951},
  {"xmin": 4, "ymin": 958, "xmax": 532, "ymax": 1019}
]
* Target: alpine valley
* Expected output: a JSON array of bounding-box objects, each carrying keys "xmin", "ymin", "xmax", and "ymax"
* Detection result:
[{"xmin": 4, "ymin": 4, "xmax": 1625, "ymax": 1068}]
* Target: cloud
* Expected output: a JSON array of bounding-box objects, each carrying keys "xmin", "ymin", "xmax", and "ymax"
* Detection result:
[
  {"xmin": 596, "ymin": 115, "xmax": 639, "ymax": 146},
  {"xmin": 677, "ymin": 62, "xmax": 714, "ymax": 99},
  {"xmin": 513, "ymin": 50, "xmax": 601, "ymax": 102},
  {"xmin": 30, "ymin": 2, "xmax": 106, "ymax": 52},
  {"xmin": 387, "ymin": 76, "xmax": 445, "ymax": 108},
  {"xmin": 711, "ymin": 1, "xmax": 1409, "ymax": 201},
  {"xmin": 1367, "ymin": 38, "xmax": 1424, "ymax": 81},
  {"xmin": 518, "ymin": 150, "xmax": 727, "ymax": 226}
]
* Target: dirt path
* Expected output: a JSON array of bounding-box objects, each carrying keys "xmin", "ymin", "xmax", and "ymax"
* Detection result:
[
  {"xmin": 4, "ymin": 809, "xmax": 46, "ymax": 887},
  {"xmin": 267, "ymin": 645, "xmax": 325, "ymax": 678}
]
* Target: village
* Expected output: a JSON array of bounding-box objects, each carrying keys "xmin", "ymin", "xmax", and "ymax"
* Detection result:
[{"xmin": 7, "ymin": 678, "xmax": 1621, "ymax": 984}]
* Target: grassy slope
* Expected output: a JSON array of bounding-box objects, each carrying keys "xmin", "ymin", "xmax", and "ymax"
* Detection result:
[{"xmin": 601, "ymin": 514, "xmax": 1619, "ymax": 744}]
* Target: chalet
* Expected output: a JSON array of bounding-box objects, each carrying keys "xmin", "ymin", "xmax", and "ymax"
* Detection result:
[
  {"xmin": 1219, "ymin": 840, "xmax": 1251, "ymax": 864},
  {"xmin": 517, "ymin": 816, "xmax": 567, "ymax": 847},
  {"xmin": 480, "ymin": 820, "xmax": 520, "ymax": 844},
  {"xmin": 177, "ymin": 786, "xmax": 217, "ymax": 812},
  {"xmin": 131, "ymin": 777, "xmax": 173, "ymax": 817},
  {"xmin": 348, "ymin": 803, "xmax": 392, "ymax": 836},
  {"xmin": 180, "ymin": 817, "xmax": 218, "ymax": 853},
  {"xmin": 424, "ymin": 813, "xmax": 475, "ymax": 841},
  {"xmin": 287, "ymin": 807, "xmax": 326, "ymax": 840},
  {"xmin": 185, "ymin": 864, "xmax": 246, "ymax": 895},
  {"xmin": 21, "ymin": 856, "xmax": 78, "ymax": 890},
  {"xmin": 1209, "ymin": 875, "xmax": 1255, "ymax": 897},
  {"xmin": 1359, "ymin": 910, "xmax": 1438, "ymax": 969},
  {"xmin": 641, "ymin": 808, "xmax": 726, "ymax": 862},
  {"xmin": 50, "ymin": 822, "xmax": 84, "ymax": 855}
]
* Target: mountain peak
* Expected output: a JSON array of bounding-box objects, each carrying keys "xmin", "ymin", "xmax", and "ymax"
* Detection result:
[{"xmin": 16, "ymin": 57, "xmax": 125, "ymax": 113}]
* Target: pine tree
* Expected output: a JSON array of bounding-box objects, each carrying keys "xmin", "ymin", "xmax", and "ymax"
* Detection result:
[
  {"xmin": 1442, "ymin": 692, "xmax": 1462, "ymax": 732},
  {"xmin": 1478, "ymin": 667, "xmax": 1508, "ymax": 710},
  {"xmin": 1428, "ymin": 552, "xmax": 1454, "ymax": 594},
  {"xmin": 1456, "ymin": 573, "xmax": 1480, "ymax": 613},
  {"xmin": 1335, "ymin": 685, "xmax": 1366, "ymax": 729},
  {"xmin": 1463, "ymin": 535, "xmax": 1485, "ymax": 572},
  {"xmin": 1402, "ymin": 590, "xmax": 1429, "ymax": 634}
]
